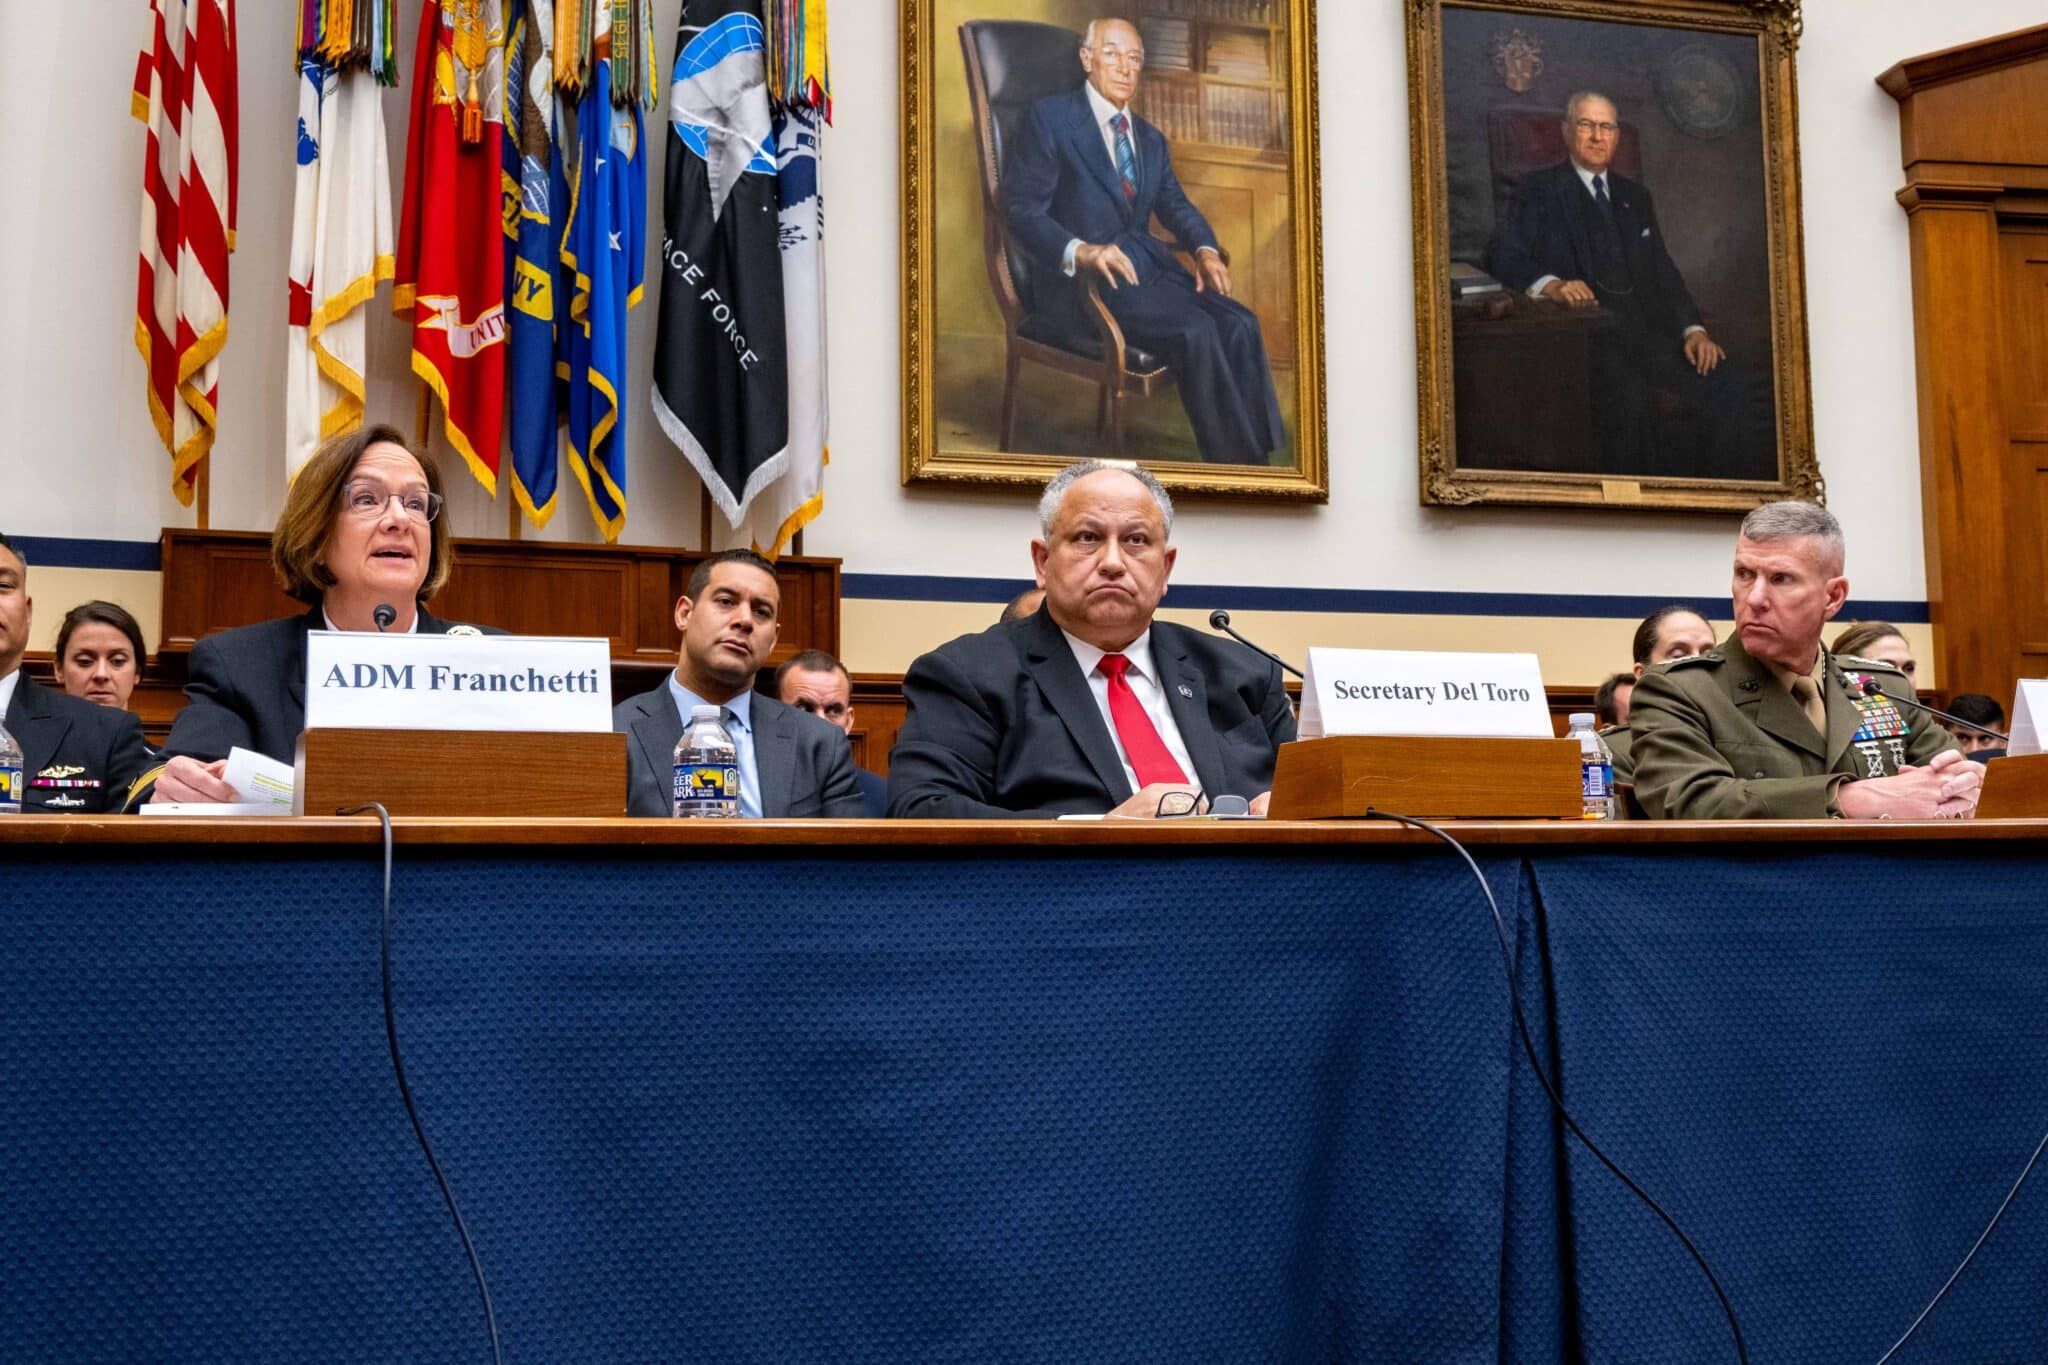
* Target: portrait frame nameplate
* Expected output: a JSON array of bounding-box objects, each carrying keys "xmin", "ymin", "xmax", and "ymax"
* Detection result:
[
  {"xmin": 901, "ymin": 0, "xmax": 1328, "ymax": 502},
  {"xmin": 1407, "ymin": 0, "xmax": 1816, "ymax": 513}
]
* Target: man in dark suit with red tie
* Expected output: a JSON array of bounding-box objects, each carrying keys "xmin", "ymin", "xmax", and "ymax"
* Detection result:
[
  {"xmin": 888, "ymin": 462, "xmax": 1296, "ymax": 818},
  {"xmin": 1002, "ymin": 18, "xmax": 1284, "ymax": 465},
  {"xmin": 1488, "ymin": 91, "xmax": 1767, "ymax": 480}
]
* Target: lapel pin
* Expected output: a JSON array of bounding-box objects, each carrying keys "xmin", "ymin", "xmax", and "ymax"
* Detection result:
[{"xmin": 1177, "ymin": 683, "xmax": 1195, "ymax": 699}]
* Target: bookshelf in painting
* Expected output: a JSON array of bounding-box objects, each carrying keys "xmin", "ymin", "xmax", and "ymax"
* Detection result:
[{"xmin": 1123, "ymin": 0, "xmax": 1296, "ymax": 363}]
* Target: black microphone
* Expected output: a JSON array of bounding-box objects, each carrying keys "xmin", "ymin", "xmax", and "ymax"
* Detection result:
[
  {"xmin": 1207, "ymin": 609, "xmax": 1304, "ymax": 679},
  {"xmin": 372, "ymin": 603, "xmax": 398, "ymax": 632},
  {"xmin": 1840, "ymin": 667, "xmax": 2010, "ymax": 743}
]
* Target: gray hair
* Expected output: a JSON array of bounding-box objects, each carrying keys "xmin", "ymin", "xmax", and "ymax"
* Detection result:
[
  {"xmin": 1740, "ymin": 500, "xmax": 1844, "ymax": 572},
  {"xmin": 1037, "ymin": 460, "xmax": 1175, "ymax": 539},
  {"xmin": 1080, "ymin": 18, "xmax": 1139, "ymax": 53},
  {"xmin": 1563, "ymin": 89, "xmax": 1619, "ymax": 123}
]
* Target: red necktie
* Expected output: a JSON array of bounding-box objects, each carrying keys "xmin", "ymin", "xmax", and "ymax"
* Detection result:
[{"xmin": 1098, "ymin": 653, "xmax": 1188, "ymax": 787}]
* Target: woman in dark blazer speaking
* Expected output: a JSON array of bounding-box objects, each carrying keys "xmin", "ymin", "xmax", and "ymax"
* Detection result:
[{"xmin": 153, "ymin": 424, "xmax": 491, "ymax": 804}]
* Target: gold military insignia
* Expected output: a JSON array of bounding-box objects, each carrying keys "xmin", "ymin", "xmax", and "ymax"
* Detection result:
[{"xmin": 38, "ymin": 764, "xmax": 85, "ymax": 780}]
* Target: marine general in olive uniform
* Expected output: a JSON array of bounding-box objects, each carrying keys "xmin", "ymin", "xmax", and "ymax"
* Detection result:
[{"xmin": 1631, "ymin": 502, "xmax": 1977, "ymax": 820}]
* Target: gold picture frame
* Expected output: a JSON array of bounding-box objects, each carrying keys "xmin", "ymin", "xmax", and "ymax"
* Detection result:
[
  {"xmin": 901, "ymin": 0, "xmax": 1327, "ymax": 501},
  {"xmin": 1407, "ymin": 0, "xmax": 1817, "ymax": 512}
]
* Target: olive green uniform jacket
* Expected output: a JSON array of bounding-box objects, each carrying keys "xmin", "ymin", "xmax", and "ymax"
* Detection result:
[
  {"xmin": 1599, "ymin": 724, "xmax": 1633, "ymax": 786},
  {"xmin": 1629, "ymin": 633, "xmax": 1957, "ymax": 819}
]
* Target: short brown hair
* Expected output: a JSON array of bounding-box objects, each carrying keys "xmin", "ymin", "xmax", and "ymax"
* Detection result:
[
  {"xmin": 774, "ymin": 648, "xmax": 849, "ymax": 693},
  {"xmin": 271, "ymin": 424, "xmax": 451, "ymax": 605},
  {"xmin": 686, "ymin": 548, "xmax": 778, "ymax": 601}
]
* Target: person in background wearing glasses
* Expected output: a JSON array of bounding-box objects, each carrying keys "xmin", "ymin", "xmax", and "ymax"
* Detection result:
[
  {"xmin": 151, "ymin": 425, "xmax": 497, "ymax": 804},
  {"xmin": 1487, "ymin": 90, "xmax": 1764, "ymax": 481},
  {"xmin": 888, "ymin": 461, "xmax": 1295, "ymax": 819}
]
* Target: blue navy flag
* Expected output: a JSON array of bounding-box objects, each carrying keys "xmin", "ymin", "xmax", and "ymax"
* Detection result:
[
  {"xmin": 650, "ymin": 0, "xmax": 789, "ymax": 528},
  {"xmin": 561, "ymin": 24, "xmax": 648, "ymax": 544},
  {"xmin": 503, "ymin": 0, "xmax": 570, "ymax": 527}
]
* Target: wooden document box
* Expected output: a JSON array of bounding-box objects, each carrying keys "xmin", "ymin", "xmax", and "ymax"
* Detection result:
[
  {"xmin": 1266, "ymin": 735, "xmax": 1583, "ymax": 821},
  {"xmin": 296, "ymin": 728, "xmax": 628, "ymax": 818}
]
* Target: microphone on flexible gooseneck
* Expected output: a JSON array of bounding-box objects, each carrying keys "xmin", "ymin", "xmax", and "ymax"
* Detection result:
[
  {"xmin": 1839, "ymin": 666, "xmax": 2011, "ymax": 743},
  {"xmin": 372, "ymin": 603, "xmax": 398, "ymax": 633},
  {"xmin": 1207, "ymin": 609, "xmax": 1304, "ymax": 679}
]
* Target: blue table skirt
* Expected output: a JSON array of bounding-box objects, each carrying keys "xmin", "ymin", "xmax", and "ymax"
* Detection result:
[{"xmin": 4, "ymin": 842, "xmax": 2044, "ymax": 1362}]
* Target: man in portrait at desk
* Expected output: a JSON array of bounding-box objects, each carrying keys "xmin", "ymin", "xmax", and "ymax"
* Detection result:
[
  {"xmin": 614, "ymin": 550, "xmax": 866, "ymax": 819},
  {"xmin": 1630, "ymin": 502, "xmax": 1978, "ymax": 820},
  {"xmin": 1488, "ymin": 91, "xmax": 1761, "ymax": 479},
  {"xmin": 889, "ymin": 461, "xmax": 1295, "ymax": 818},
  {"xmin": 0, "ymin": 532, "xmax": 151, "ymax": 813},
  {"xmin": 1003, "ymin": 18, "xmax": 1283, "ymax": 465}
]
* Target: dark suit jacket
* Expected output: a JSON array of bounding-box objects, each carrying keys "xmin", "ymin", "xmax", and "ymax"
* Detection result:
[
  {"xmin": 613, "ymin": 683, "xmax": 868, "ymax": 819},
  {"xmin": 1487, "ymin": 162, "xmax": 1701, "ymax": 342},
  {"xmin": 1003, "ymin": 87, "xmax": 1218, "ymax": 302},
  {"xmin": 163, "ymin": 604, "xmax": 491, "ymax": 766},
  {"xmin": 888, "ymin": 609, "xmax": 1296, "ymax": 819},
  {"xmin": 855, "ymin": 767, "xmax": 888, "ymax": 819},
  {"xmin": 4, "ymin": 673, "xmax": 152, "ymax": 813}
]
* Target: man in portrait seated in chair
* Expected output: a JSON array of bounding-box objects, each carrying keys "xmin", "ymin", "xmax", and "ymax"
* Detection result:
[
  {"xmin": 1488, "ymin": 90, "xmax": 1767, "ymax": 480},
  {"xmin": 1002, "ymin": 17, "xmax": 1283, "ymax": 465}
]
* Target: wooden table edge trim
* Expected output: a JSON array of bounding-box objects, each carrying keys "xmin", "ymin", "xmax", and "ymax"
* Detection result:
[{"xmin": 5, "ymin": 818, "xmax": 2048, "ymax": 850}]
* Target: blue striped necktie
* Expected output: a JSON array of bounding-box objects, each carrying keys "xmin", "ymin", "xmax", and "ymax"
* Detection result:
[{"xmin": 1112, "ymin": 113, "xmax": 1137, "ymax": 201}]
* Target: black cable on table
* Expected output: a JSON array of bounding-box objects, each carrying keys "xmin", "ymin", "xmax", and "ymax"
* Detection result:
[
  {"xmin": 1366, "ymin": 808, "xmax": 1748, "ymax": 1365},
  {"xmin": 343, "ymin": 802, "xmax": 504, "ymax": 1365}
]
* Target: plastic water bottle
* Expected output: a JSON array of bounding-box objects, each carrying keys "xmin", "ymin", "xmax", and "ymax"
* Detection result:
[
  {"xmin": 0, "ymin": 717, "xmax": 22, "ymax": 815},
  {"xmin": 1566, "ymin": 712, "xmax": 1614, "ymax": 820},
  {"xmin": 673, "ymin": 704, "xmax": 740, "ymax": 818}
]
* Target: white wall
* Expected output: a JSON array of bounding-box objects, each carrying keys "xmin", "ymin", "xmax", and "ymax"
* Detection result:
[{"xmin": 5, "ymin": 0, "xmax": 2040, "ymax": 601}]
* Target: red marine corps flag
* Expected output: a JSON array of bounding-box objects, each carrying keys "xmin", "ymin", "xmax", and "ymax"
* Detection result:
[
  {"xmin": 393, "ymin": 0, "xmax": 509, "ymax": 494},
  {"xmin": 133, "ymin": 0, "xmax": 240, "ymax": 507}
]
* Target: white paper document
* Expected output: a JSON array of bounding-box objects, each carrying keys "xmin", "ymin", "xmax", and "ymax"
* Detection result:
[{"xmin": 138, "ymin": 746, "xmax": 296, "ymax": 817}]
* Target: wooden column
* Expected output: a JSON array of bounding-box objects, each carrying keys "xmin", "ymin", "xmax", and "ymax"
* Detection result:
[{"xmin": 1880, "ymin": 22, "xmax": 2048, "ymax": 708}]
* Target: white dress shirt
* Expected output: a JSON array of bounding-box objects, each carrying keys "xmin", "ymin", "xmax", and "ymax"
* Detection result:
[
  {"xmin": 1059, "ymin": 626, "xmax": 1199, "ymax": 797},
  {"xmin": 0, "ymin": 665, "xmax": 20, "ymax": 720},
  {"xmin": 1525, "ymin": 161, "xmax": 1703, "ymax": 339}
]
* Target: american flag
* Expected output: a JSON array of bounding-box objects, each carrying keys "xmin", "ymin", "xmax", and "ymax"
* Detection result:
[{"xmin": 133, "ymin": 0, "xmax": 239, "ymax": 507}]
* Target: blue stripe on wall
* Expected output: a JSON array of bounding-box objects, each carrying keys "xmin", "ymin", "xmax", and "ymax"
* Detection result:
[
  {"xmin": 11, "ymin": 539, "xmax": 1930, "ymax": 625},
  {"xmin": 9, "ymin": 537, "xmax": 161, "ymax": 572},
  {"xmin": 842, "ymin": 573, "xmax": 1931, "ymax": 624}
]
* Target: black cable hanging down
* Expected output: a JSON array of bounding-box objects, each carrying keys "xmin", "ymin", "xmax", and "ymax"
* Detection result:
[
  {"xmin": 343, "ymin": 802, "xmax": 505, "ymax": 1365},
  {"xmin": 1365, "ymin": 809, "xmax": 1748, "ymax": 1365}
]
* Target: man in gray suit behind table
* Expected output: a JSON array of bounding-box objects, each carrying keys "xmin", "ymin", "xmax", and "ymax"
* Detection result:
[
  {"xmin": 613, "ymin": 549, "xmax": 866, "ymax": 819},
  {"xmin": 888, "ymin": 461, "xmax": 1296, "ymax": 818}
]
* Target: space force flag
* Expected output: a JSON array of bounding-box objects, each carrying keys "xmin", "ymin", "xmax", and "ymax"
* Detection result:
[
  {"xmin": 560, "ymin": 6, "xmax": 648, "ymax": 543},
  {"xmin": 286, "ymin": 59, "xmax": 395, "ymax": 478},
  {"xmin": 503, "ymin": 0, "xmax": 569, "ymax": 526},
  {"xmin": 717, "ymin": 101, "xmax": 825, "ymax": 557},
  {"xmin": 650, "ymin": 0, "xmax": 789, "ymax": 528},
  {"xmin": 133, "ymin": 0, "xmax": 240, "ymax": 507},
  {"xmin": 394, "ymin": 0, "xmax": 509, "ymax": 495}
]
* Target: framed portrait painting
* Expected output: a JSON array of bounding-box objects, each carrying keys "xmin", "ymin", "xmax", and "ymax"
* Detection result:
[
  {"xmin": 1407, "ymin": 0, "xmax": 1817, "ymax": 512},
  {"xmin": 901, "ymin": 0, "xmax": 1327, "ymax": 500}
]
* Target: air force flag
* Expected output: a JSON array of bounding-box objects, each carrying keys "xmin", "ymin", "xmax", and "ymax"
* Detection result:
[{"xmin": 650, "ymin": 0, "xmax": 789, "ymax": 527}]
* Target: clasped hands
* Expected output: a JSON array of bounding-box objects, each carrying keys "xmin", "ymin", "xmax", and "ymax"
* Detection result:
[
  {"xmin": 1834, "ymin": 748, "xmax": 1983, "ymax": 821},
  {"xmin": 1074, "ymin": 243, "xmax": 1230, "ymax": 296}
]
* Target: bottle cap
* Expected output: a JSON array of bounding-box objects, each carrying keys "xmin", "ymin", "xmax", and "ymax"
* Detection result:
[
  {"xmin": 1567, "ymin": 712, "xmax": 1595, "ymax": 727},
  {"xmin": 690, "ymin": 704, "xmax": 725, "ymax": 723}
]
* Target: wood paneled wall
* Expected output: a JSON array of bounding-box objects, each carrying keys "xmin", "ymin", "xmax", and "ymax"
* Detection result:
[{"xmin": 1882, "ymin": 22, "xmax": 2048, "ymax": 709}]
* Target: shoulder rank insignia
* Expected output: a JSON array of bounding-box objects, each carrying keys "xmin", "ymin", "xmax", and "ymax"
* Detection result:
[
  {"xmin": 1660, "ymin": 650, "xmax": 1721, "ymax": 671},
  {"xmin": 1838, "ymin": 653, "xmax": 1906, "ymax": 674}
]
